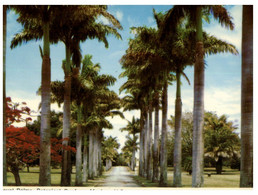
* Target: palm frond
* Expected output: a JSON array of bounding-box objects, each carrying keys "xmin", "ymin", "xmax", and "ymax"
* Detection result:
[{"xmin": 207, "ymin": 5, "xmax": 234, "ymax": 30}]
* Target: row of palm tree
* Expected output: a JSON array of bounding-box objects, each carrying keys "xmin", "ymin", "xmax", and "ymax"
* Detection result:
[
  {"xmin": 162, "ymin": 5, "xmax": 253, "ymax": 187},
  {"xmin": 8, "ymin": 5, "xmax": 123, "ymax": 186},
  {"xmin": 3, "ymin": 5, "xmax": 253, "ymax": 188},
  {"xmin": 49, "ymin": 54, "xmax": 123, "ymax": 185},
  {"xmin": 119, "ymin": 6, "xmax": 242, "ymax": 187}
]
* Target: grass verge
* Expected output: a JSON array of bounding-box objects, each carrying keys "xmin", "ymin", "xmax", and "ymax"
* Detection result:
[{"xmin": 131, "ymin": 166, "xmax": 240, "ymax": 188}]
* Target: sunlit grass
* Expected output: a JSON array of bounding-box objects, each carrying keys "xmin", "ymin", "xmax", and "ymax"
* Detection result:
[
  {"xmin": 7, "ymin": 165, "xmax": 240, "ymax": 188},
  {"xmin": 6, "ymin": 166, "xmax": 108, "ymax": 187},
  {"xmin": 132, "ymin": 166, "xmax": 240, "ymax": 188}
]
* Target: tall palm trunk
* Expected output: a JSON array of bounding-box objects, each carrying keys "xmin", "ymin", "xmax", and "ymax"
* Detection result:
[
  {"xmin": 105, "ymin": 159, "xmax": 109, "ymax": 171},
  {"xmin": 98, "ymin": 131, "xmax": 102, "ymax": 176},
  {"xmin": 240, "ymin": 5, "xmax": 253, "ymax": 188},
  {"xmin": 61, "ymin": 44, "xmax": 72, "ymax": 186},
  {"xmin": 192, "ymin": 6, "xmax": 204, "ymax": 187},
  {"xmin": 82, "ymin": 134, "xmax": 88, "ymax": 183},
  {"xmin": 39, "ymin": 20, "xmax": 51, "ymax": 186},
  {"xmin": 93, "ymin": 130, "xmax": 98, "ymax": 177},
  {"xmin": 152, "ymin": 97, "xmax": 159, "ymax": 182},
  {"xmin": 106, "ymin": 159, "xmax": 112, "ymax": 171},
  {"xmin": 139, "ymin": 110, "xmax": 144, "ymax": 176},
  {"xmin": 173, "ymin": 70, "xmax": 182, "ymax": 187},
  {"xmin": 3, "ymin": 5, "xmax": 7, "ymax": 186},
  {"xmin": 88, "ymin": 129, "xmax": 94, "ymax": 179},
  {"xmin": 132, "ymin": 133, "xmax": 137, "ymax": 171},
  {"xmin": 147, "ymin": 105, "xmax": 153, "ymax": 180},
  {"xmin": 144, "ymin": 111, "xmax": 148, "ymax": 178},
  {"xmin": 75, "ymin": 104, "xmax": 83, "ymax": 186},
  {"xmin": 131, "ymin": 146, "xmax": 136, "ymax": 171},
  {"xmin": 159, "ymin": 81, "xmax": 168, "ymax": 187}
]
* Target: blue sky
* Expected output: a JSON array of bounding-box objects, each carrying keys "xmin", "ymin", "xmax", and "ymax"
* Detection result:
[{"xmin": 5, "ymin": 5, "xmax": 243, "ymax": 150}]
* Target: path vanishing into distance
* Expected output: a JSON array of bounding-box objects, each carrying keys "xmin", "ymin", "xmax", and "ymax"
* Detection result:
[{"xmin": 97, "ymin": 166, "xmax": 140, "ymax": 188}]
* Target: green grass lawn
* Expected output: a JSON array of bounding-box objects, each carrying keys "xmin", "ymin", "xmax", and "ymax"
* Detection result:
[
  {"xmin": 7, "ymin": 166, "xmax": 240, "ymax": 188},
  {"xmin": 6, "ymin": 166, "xmax": 108, "ymax": 187},
  {"xmin": 132, "ymin": 166, "xmax": 240, "ymax": 188}
]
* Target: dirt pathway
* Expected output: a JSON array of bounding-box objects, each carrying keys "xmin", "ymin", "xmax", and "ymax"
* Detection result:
[{"xmin": 97, "ymin": 166, "xmax": 140, "ymax": 188}]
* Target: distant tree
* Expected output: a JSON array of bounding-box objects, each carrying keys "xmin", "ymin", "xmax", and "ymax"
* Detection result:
[
  {"xmin": 121, "ymin": 135, "xmax": 139, "ymax": 171},
  {"xmin": 113, "ymin": 153, "xmax": 127, "ymax": 166},
  {"xmin": 169, "ymin": 111, "xmax": 240, "ymax": 175},
  {"xmin": 204, "ymin": 112, "xmax": 240, "ymax": 174},
  {"xmin": 120, "ymin": 116, "xmax": 140, "ymax": 171},
  {"xmin": 102, "ymin": 136, "xmax": 120, "ymax": 171},
  {"xmin": 26, "ymin": 111, "xmax": 63, "ymax": 138}
]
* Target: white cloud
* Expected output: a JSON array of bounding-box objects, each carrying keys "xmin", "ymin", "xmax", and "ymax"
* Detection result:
[
  {"xmin": 203, "ymin": 5, "xmax": 242, "ymax": 52},
  {"xmin": 97, "ymin": 10, "xmax": 123, "ymax": 26},
  {"xmin": 167, "ymin": 83, "xmax": 240, "ymax": 129},
  {"xmin": 98, "ymin": 15, "xmax": 110, "ymax": 25},
  {"xmin": 115, "ymin": 10, "xmax": 123, "ymax": 21},
  {"xmin": 103, "ymin": 110, "xmax": 140, "ymax": 152},
  {"xmin": 205, "ymin": 86, "xmax": 240, "ymax": 116}
]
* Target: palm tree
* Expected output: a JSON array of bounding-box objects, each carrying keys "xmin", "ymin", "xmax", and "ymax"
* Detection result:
[
  {"xmin": 53, "ymin": 6, "xmax": 122, "ymax": 185},
  {"xmin": 122, "ymin": 135, "xmax": 139, "ymax": 170},
  {"xmin": 119, "ymin": 78, "xmax": 147, "ymax": 177},
  {"xmin": 152, "ymin": 89, "xmax": 161, "ymax": 182},
  {"xmin": 125, "ymin": 23, "xmax": 170, "ymax": 186},
  {"xmin": 161, "ymin": 5, "xmax": 235, "ymax": 187},
  {"xmin": 119, "ymin": 24, "xmax": 168, "ymax": 180},
  {"xmin": 51, "ymin": 54, "xmax": 121, "ymax": 182},
  {"xmin": 102, "ymin": 136, "xmax": 120, "ymax": 171},
  {"xmin": 79, "ymin": 54, "xmax": 123, "ymax": 179},
  {"xmin": 120, "ymin": 116, "xmax": 140, "ymax": 171},
  {"xmin": 204, "ymin": 112, "xmax": 240, "ymax": 174},
  {"xmin": 11, "ymin": 6, "xmax": 122, "ymax": 185},
  {"xmin": 3, "ymin": 5, "xmax": 8, "ymax": 186},
  {"xmin": 159, "ymin": 73, "xmax": 169, "ymax": 187},
  {"xmin": 120, "ymin": 92, "xmax": 146, "ymax": 176},
  {"xmin": 172, "ymin": 25, "xmax": 238, "ymax": 187},
  {"xmin": 120, "ymin": 21, "xmax": 179, "ymax": 183},
  {"xmin": 240, "ymin": 5, "xmax": 253, "ymax": 188},
  {"xmin": 82, "ymin": 134, "xmax": 88, "ymax": 183},
  {"xmin": 10, "ymin": 5, "xmax": 59, "ymax": 186}
]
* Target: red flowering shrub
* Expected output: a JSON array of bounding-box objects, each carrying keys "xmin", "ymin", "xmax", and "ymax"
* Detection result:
[
  {"xmin": 5, "ymin": 97, "xmax": 76, "ymax": 179},
  {"xmin": 6, "ymin": 97, "xmax": 32, "ymax": 126},
  {"xmin": 6, "ymin": 126, "xmax": 76, "ymax": 167}
]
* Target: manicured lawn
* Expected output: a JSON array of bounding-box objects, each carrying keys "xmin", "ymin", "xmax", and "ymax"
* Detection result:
[
  {"xmin": 132, "ymin": 166, "xmax": 240, "ymax": 188},
  {"xmin": 7, "ymin": 166, "xmax": 107, "ymax": 187},
  {"xmin": 7, "ymin": 165, "xmax": 240, "ymax": 188}
]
